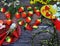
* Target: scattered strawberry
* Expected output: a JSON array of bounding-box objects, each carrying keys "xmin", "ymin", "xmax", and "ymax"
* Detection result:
[
  {"xmin": 18, "ymin": 7, "xmax": 24, "ymax": 12},
  {"xmin": 28, "ymin": 11, "xmax": 33, "ymax": 16},
  {"xmin": 32, "ymin": 24, "xmax": 38, "ymax": 29},
  {"xmin": 35, "ymin": 10, "xmax": 41, "ymax": 16},
  {"xmin": 45, "ymin": 5, "xmax": 50, "ymax": 10},
  {"xmin": 35, "ymin": 19, "xmax": 41, "ymax": 25},
  {"xmin": 0, "ymin": 7, "xmax": 6, "ymax": 13},
  {"xmin": 46, "ymin": 12, "xmax": 51, "ymax": 16},
  {"xmin": 18, "ymin": 20, "xmax": 24, "ymax": 26},
  {"xmin": 25, "ymin": 23, "xmax": 32, "ymax": 31},
  {"xmin": 25, "ymin": 17, "xmax": 31, "ymax": 23},
  {"xmin": 5, "ymin": 12, "xmax": 11, "ymax": 19},
  {"xmin": 15, "ymin": 12, "xmax": 20, "ymax": 19},
  {"xmin": 21, "ymin": 12, "xmax": 27, "ymax": 18},
  {"xmin": 26, "ymin": 6, "xmax": 32, "ymax": 11}
]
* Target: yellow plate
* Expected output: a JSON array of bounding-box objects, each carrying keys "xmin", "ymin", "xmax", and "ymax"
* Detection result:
[{"xmin": 41, "ymin": 5, "xmax": 57, "ymax": 19}]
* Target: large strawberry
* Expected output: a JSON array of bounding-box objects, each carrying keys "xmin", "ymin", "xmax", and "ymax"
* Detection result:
[
  {"xmin": 0, "ymin": 7, "xmax": 6, "ymax": 13},
  {"xmin": 18, "ymin": 7, "xmax": 24, "ymax": 12},
  {"xmin": 5, "ymin": 12, "xmax": 11, "ymax": 19},
  {"xmin": 21, "ymin": 12, "xmax": 27, "ymax": 18},
  {"xmin": 25, "ymin": 17, "xmax": 32, "ymax": 23},
  {"xmin": 15, "ymin": 12, "xmax": 20, "ymax": 19},
  {"xmin": 24, "ymin": 23, "xmax": 32, "ymax": 31}
]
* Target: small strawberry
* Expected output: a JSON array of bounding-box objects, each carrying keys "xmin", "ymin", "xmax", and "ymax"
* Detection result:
[
  {"xmin": 35, "ymin": 19, "xmax": 41, "ymax": 25},
  {"xmin": 32, "ymin": 24, "xmax": 38, "ymax": 29},
  {"xmin": 0, "ymin": 7, "xmax": 6, "ymax": 13},
  {"xmin": 45, "ymin": 5, "xmax": 50, "ymax": 10},
  {"xmin": 21, "ymin": 12, "xmax": 27, "ymax": 18},
  {"xmin": 25, "ymin": 23, "xmax": 32, "ymax": 31},
  {"xmin": 18, "ymin": 20, "xmax": 24, "ymax": 26},
  {"xmin": 13, "ymin": 30, "xmax": 19, "ymax": 38},
  {"xmin": 15, "ymin": 12, "xmax": 20, "ymax": 19},
  {"xmin": 6, "ymin": 19, "xmax": 12, "ymax": 25},
  {"xmin": 18, "ymin": 7, "xmax": 24, "ymax": 12},
  {"xmin": 35, "ymin": 10, "xmax": 41, "ymax": 16},
  {"xmin": 26, "ymin": 6, "xmax": 32, "ymax": 11},
  {"xmin": 46, "ymin": 12, "xmax": 51, "ymax": 16},
  {"xmin": 28, "ymin": 11, "xmax": 33, "ymax": 16},
  {"xmin": 34, "ymin": 7, "xmax": 39, "ymax": 12},
  {"xmin": 5, "ymin": 12, "xmax": 11, "ymax": 19},
  {"xmin": 25, "ymin": 17, "xmax": 32, "ymax": 23}
]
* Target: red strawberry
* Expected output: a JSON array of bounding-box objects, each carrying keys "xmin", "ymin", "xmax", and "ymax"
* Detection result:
[
  {"xmin": 18, "ymin": 20, "xmax": 24, "ymax": 26},
  {"xmin": 26, "ymin": 6, "xmax": 32, "ymax": 11},
  {"xmin": 45, "ymin": 5, "xmax": 50, "ymax": 10},
  {"xmin": 5, "ymin": 12, "xmax": 11, "ymax": 19},
  {"xmin": 35, "ymin": 10, "xmax": 41, "ymax": 16},
  {"xmin": 25, "ymin": 23, "xmax": 32, "ymax": 31},
  {"xmin": 25, "ymin": 17, "xmax": 31, "ymax": 23},
  {"xmin": 21, "ymin": 12, "xmax": 27, "ymax": 18},
  {"xmin": 35, "ymin": 19, "xmax": 41, "ymax": 25},
  {"xmin": 1, "ymin": 7, "xmax": 6, "ymax": 13},
  {"xmin": 18, "ymin": 7, "xmax": 24, "ymax": 12},
  {"xmin": 34, "ymin": 7, "xmax": 39, "ymax": 12},
  {"xmin": 13, "ymin": 30, "xmax": 19, "ymax": 38},
  {"xmin": 15, "ymin": 12, "xmax": 20, "ymax": 19},
  {"xmin": 46, "ymin": 12, "xmax": 51, "ymax": 16},
  {"xmin": 28, "ymin": 11, "xmax": 33, "ymax": 16},
  {"xmin": 32, "ymin": 24, "xmax": 38, "ymax": 29},
  {"xmin": 6, "ymin": 19, "xmax": 12, "ymax": 25}
]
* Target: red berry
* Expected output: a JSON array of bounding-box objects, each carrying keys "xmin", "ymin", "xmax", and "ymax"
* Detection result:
[
  {"xmin": 45, "ymin": 5, "xmax": 50, "ymax": 10},
  {"xmin": 35, "ymin": 10, "xmax": 41, "ymax": 16},
  {"xmin": 28, "ymin": 11, "xmax": 33, "ymax": 16},
  {"xmin": 1, "ymin": 7, "xmax": 6, "ymax": 13},
  {"xmin": 21, "ymin": 12, "xmax": 27, "ymax": 18},
  {"xmin": 25, "ymin": 17, "xmax": 31, "ymax": 23},
  {"xmin": 15, "ymin": 12, "xmax": 20, "ymax": 19},
  {"xmin": 5, "ymin": 12, "xmax": 11, "ymax": 19},
  {"xmin": 46, "ymin": 12, "xmax": 51, "ymax": 16},
  {"xmin": 18, "ymin": 7, "xmax": 24, "ymax": 12},
  {"xmin": 25, "ymin": 23, "xmax": 32, "ymax": 31}
]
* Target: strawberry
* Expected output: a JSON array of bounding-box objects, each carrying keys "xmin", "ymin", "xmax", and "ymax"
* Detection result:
[
  {"xmin": 32, "ymin": 24, "xmax": 38, "ymax": 29},
  {"xmin": 18, "ymin": 20, "xmax": 24, "ymax": 26},
  {"xmin": 46, "ymin": 12, "xmax": 51, "ymax": 16},
  {"xmin": 5, "ymin": 12, "xmax": 11, "ymax": 19},
  {"xmin": 15, "ymin": 12, "xmax": 20, "ymax": 19},
  {"xmin": 34, "ymin": 7, "xmax": 39, "ymax": 12},
  {"xmin": 28, "ymin": 11, "xmax": 33, "ymax": 16},
  {"xmin": 18, "ymin": 7, "xmax": 24, "ymax": 12},
  {"xmin": 25, "ymin": 17, "xmax": 31, "ymax": 23},
  {"xmin": 35, "ymin": 19, "xmax": 41, "ymax": 25},
  {"xmin": 35, "ymin": 10, "xmax": 41, "ymax": 16},
  {"xmin": 21, "ymin": 12, "xmax": 27, "ymax": 18},
  {"xmin": 26, "ymin": 6, "xmax": 32, "ymax": 11},
  {"xmin": 0, "ymin": 7, "xmax": 6, "ymax": 13},
  {"xmin": 25, "ymin": 23, "xmax": 32, "ymax": 31},
  {"xmin": 12, "ymin": 30, "xmax": 19, "ymax": 38},
  {"xmin": 6, "ymin": 19, "xmax": 12, "ymax": 25},
  {"xmin": 45, "ymin": 5, "xmax": 50, "ymax": 10}
]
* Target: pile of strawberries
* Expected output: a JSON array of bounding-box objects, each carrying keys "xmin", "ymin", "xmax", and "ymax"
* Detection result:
[{"xmin": 0, "ymin": 6, "xmax": 41, "ymax": 31}]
